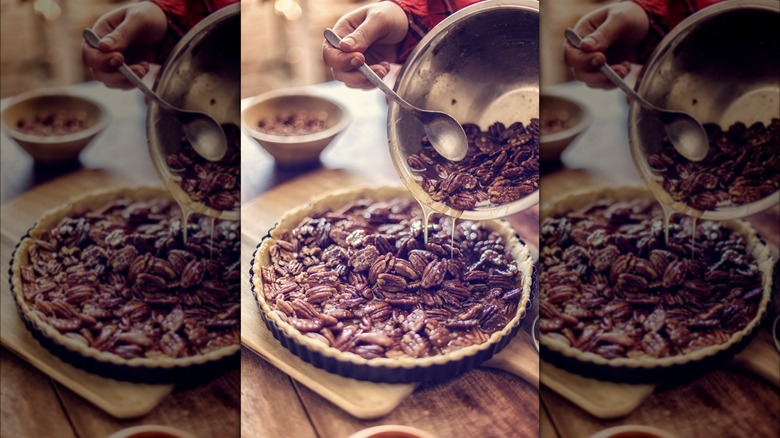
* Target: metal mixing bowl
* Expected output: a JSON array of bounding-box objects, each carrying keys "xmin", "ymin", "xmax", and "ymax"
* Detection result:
[
  {"xmin": 388, "ymin": 0, "xmax": 540, "ymax": 220},
  {"xmin": 147, "ymin": 4, "xmax": 240, "ymax": 221},
  {"xmin": 629, "ymin": 0, "xmax": 780, "ymax": 220}
]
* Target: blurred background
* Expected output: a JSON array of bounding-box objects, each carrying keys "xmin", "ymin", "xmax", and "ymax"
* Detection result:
[
  {"xmin": 242, "ymin": 0, "xmax": 373, "ymax": 98},
  {"xmin": 0, "ymin": 0, "xmax": 128, "ymax": 98},
  {"xmin": 0, "ymin": 0, "xmax": 617, "ymax": 99},
  {"xmin": 240, "ymin": 0, "xmax": 619, "ymax": 99}
]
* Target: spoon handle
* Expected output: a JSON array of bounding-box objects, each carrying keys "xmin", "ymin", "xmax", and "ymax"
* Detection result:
[
  {"xmin": 323, "ymin": 29, "xmax": 419, "ymax": 115},
  {"xmin": 564, "ymin": 28, "xmax": 655, "ymax": 108},
  {"xmin": 82, "ymin": 28, "xmax": 176, "ymax": 113}
]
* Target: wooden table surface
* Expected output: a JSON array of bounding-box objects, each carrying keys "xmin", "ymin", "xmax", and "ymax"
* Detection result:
[
  {"xmin": 0, "ymin": 84, "xmax": 240, "ymax": 438},
  {"xmin": 538, "ymin": 83, "xmax": 780, "ymax": 438},
  {"xmin": 240, "ymin": 84, "xmax": 540, "ymax": 438}
]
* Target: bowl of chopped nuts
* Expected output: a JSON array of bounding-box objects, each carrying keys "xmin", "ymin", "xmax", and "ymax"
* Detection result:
[
  {"xmin": 242, "ymin": 89, "xmax": 351, "ymax": 169},
  {"xmin": 1, "ymin": 89, "xmax": 110, "ymax": 163},
  {"xmin": 539, "ymin": 92, "xmax": 591, "ymax": 163}
]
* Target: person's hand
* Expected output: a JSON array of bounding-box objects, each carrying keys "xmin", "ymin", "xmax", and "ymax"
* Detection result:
[
  {"xmin": 323, "ymin": 2, "xmax": 409, "ymax": 89},
  {"xmin": 82, "ymin": 2, "xmax": 168, "ymax": 89},
  {"xmin": 563, "ymin": 2, "xmax": 649, "ymax": 89}
]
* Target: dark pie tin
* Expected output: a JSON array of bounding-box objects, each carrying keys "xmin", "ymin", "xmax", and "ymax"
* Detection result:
[{"xmin": 540, "ymin": 317, "xmax": 767, "ymax": 384}]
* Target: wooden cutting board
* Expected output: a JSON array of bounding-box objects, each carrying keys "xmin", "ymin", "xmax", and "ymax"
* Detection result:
[
  {"xmin": 540, "ymin": 329, "xmax": 779, "ymax": 420},
  {"xmin": 0, "ymin": 171, "xmax": 175, "ymax": 419},
  {"xmin": 240, "ymin": 169, "xmax": 541, "ymax": 419}
]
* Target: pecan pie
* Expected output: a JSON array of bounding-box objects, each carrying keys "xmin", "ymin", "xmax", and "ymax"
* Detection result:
[
  {"xmin": 406, "ymin": 121, "xmax": 539, "ymax": 211},
  {"xmin": 9, "ymin": 187, "xmax": 240, "ymax": 382},
  {"xmin": 250, "ymin": 186, "xmax": 533, "ymax": 383},
  {"xmin": 539, "ymin": 187, "xmax": 772, "ymax": 382}
]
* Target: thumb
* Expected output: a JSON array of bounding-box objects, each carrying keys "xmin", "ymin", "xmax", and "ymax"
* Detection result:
[
  {"xmin": 99, "ymin": 16, "xmax": 145, "ymax": 53},
  {"xmin": 340, "ymin": 14, "xmax": 387, "ymax": 53},
  {"xmin": 580, "ymin": 15, "xmax": 623, "ymax": 52}
]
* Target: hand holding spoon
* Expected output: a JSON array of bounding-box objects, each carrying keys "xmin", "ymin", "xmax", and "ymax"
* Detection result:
[
  {"xmin": 324, "ymin": 28, "xmax": 468, "ymax": 162},
  {"xmin": 564, "ymin": 28, "xmax": 709, "ymax": 162},
  {"xmin": 83, "ymin": 28, "xmax": 227, "ymax": 162}
]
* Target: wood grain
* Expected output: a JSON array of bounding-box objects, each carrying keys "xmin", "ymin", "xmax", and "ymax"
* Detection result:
[
  {"xmin": 241, "ymin": 348, "xmax": 318, "ymax": 438},
  {"xmin": 58, "ymin": 368, "xmax": 240, "ymax": 438},
  {"xmin": 0, "ymin": 349, "xmax": 76, "ymax": 438},
  {"xmin": 295, "ymin": 367, "xmax": 538, "ymax": 438}
]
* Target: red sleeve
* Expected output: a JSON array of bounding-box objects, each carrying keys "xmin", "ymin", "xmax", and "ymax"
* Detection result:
[
  {"xmin": 632, "ymin": 0, "xmax": 721, "ymax": 62},
  {"xmin": 149, "ymin": 0, "xmax": 237, "ymax": 63},
  {"xmin": 387, "ymin": 0, "xmax": 482, "ymax": 63}
]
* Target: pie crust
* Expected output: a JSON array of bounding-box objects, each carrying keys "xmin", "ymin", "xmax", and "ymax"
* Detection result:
[
  {"xmin": 9, "ymin": 186, "xmax": 240, "ymax": 383},
  {"xmin": 250, "ymin": 186, "xmax": 534, "ymax": 383}
]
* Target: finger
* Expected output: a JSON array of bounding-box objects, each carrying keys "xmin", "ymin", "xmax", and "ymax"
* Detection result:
[
  {"xmin": 563, "ymin": 43, "xmax": 606, "ymax": 73},
  {"xmin": 332, "ymin": 63, "xmax": 388, "ymax": 89},
  {"xmin": 572, "ymin": 70, "xmax": 615, "ymax": 90},
  {"xmin": 339, "ymin": 12, "xmax": 390, "ymax": 53},
  {"xmin": 572, "ymin": 62, "xmax": 630, "ymax": 90},
  {"xmin": 92, "ymin": 63, "xmax": 149, "ymax": 89},
  {"xmin": 98, "ymin": 13, "xmax": 147, "ymax": 53},
  {"xmin": 580, "ymin": 12, "xmax": 625, "ymax": 53},
  {"xmin": 82, "ymin": 42, "xmax": 124, "ymax": 72},
  {"xmin": 322, "ymin": 42, "xmax": 365, "ymax": 72}
]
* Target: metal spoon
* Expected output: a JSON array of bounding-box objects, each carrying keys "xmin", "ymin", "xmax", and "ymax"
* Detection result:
[
  {"xmin": 564, "ymin": 28, "xmax": 709, "ymax": 162},
  {"xmin": 324, "ymin": 28, "xmax": 468, "ymax": 162},
  {"xmin": 83, "ymin": 28, "xmax": 227, "ymax": 162}
]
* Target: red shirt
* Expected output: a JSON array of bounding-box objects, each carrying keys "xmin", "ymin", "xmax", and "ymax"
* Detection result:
[
  {"xmin": 633, "ymin": 0, "xmax": 722, "ymax": 62},
  {"xmin": 151, "ymin": 0, "xmax": 238, "ymax": 63},
  {"xmin": 390, "ymin": 0, "xmax": 483, "ymax": 62}
]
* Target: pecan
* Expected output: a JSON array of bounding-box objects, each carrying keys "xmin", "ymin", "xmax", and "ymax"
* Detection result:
[
  {"xmin": 421, "ymin": 260, "xmax": 446, "ymax": 288},
  {"xmin": 376, "ymin": 273, "xmax": 408, "ymax": 293},
  {"xmin": 617, "ymin": 273, "xmax": 649, "ymax": 293},
  {"xmin": 400, "ymin": 332, "xmax": 431, "ymax": 358},
  {"xmin": 392, "ymin": 259, "xmax": 419, "ymax": 280},
  {"xmin": 592, "ymin": 245, "xmax": 620, "ymax": 272},
  {"xmin": 402, "ymin": 309, "xmax": 426, "ymax": 333},
  {"xmin": 289, "ymin": 318, "xmax": 323, "ymax": 333},
  {"xmin": 128, "ymin": 253, "xmax": 153, "ymax": 284},
  {"xmin": 358, "ymin": 332, "xmax": 393, "ymax": 347},
  {"xmin": 181, "ymin": 260, "xmax": 205, "ymax": 288},
  {"xmin": 368, "ymin": 253, "xmax": 394, "ymax": 284},
  {"xmin": 349, "ymin": 246, "xmax": 380, "ymax": 272},
  {"xmin": 135, "ymin": 273, "xmax": 167, "ymax": 292}
]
